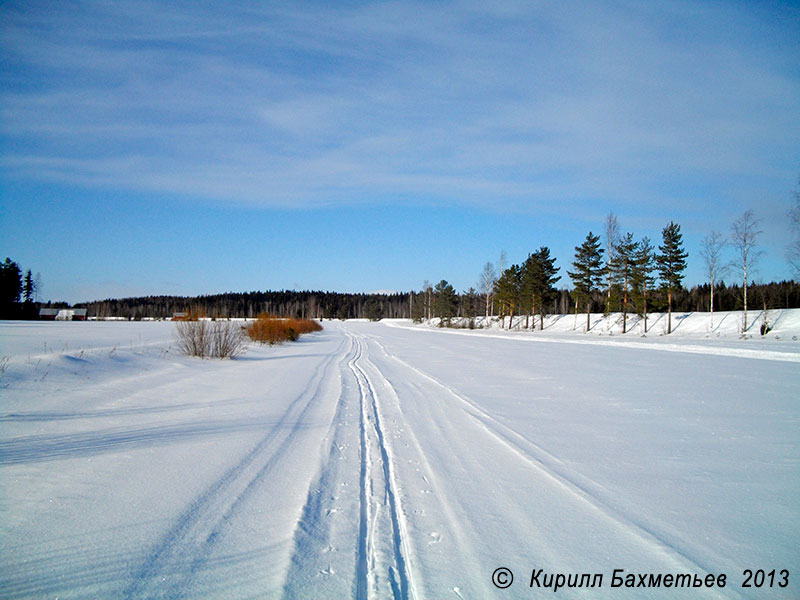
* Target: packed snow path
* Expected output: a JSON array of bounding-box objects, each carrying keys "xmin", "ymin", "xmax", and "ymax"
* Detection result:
[{"xmin": 1, "ymin": 320, "xmax": 798, "ymax": 599}]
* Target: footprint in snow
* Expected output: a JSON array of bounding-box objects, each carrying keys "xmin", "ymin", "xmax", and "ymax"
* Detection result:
[
  {"xmin": 428, "ymin": 532, "xmax": 442, "ymax": 545},
  {"xmin": 325, "ymin": 507, "xmax": 340, "ymax": 516},
  {"xmin": 319, "ymin": 565, "xmax": 334, "ymax": 576}
]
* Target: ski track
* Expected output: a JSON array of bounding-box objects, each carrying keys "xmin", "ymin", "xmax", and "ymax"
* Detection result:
[
  {"xmin": 279, "ymin": 330, "xmax": 419, "ymax": 600},
  {"xmin": 123, "ymin": 335, "xmax": 348, "ymax": 600},
  {"xmin": 367, "ymin": 335, "xmax": 743, "ymax": 598},
  {"xmin": 357, "ymin": 334, "xmax": 493, "ymax": 598},
  {"xmin": 348, "ymin": 332, "xmax": 415, "ymax": 600}
]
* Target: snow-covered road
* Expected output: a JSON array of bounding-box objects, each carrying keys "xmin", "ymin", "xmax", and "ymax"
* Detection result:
[{"xmin": 1, "ymin": 320, "xmax": 798, "ymax": 598}]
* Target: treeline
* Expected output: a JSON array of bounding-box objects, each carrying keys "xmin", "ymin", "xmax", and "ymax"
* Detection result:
[
  {"xmin": 82, "ymin": 291, "xmax": 413, "ymax": 320},
  {"xmin": 64, "ymin": 280, "xmax": 800, "ymax": 321}
]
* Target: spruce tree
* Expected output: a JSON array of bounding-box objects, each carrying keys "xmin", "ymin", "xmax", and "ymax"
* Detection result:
[
  {"xmin": 568, "ymin": 232, "xmax": 605, "ymax": 332},
  {"xmin": 610, "ymin": 232, "xmax": 637, "ymax": 333},
  {"xmin": 657, "ymin": 222, "xmax": 688, "ymax": 334}
]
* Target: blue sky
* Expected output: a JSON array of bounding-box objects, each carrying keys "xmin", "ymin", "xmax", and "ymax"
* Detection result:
[{"xmin": 1, "ymin": 1, "xmax": 799, "ymax": 303}]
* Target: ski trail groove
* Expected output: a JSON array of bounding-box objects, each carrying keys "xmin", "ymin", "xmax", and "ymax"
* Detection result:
[
  {"xmin": 124, "ymin": 336, "xmax": 349, "ymax": 600},
  {"xmin": 348, "ymin": 333, "xmax": 415, "ymax": 600}
]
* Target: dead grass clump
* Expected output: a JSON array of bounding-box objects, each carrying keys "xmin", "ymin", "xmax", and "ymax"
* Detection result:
[{"xmin": 246, "ymin": 314, "xmax": 322, "ymax": 345}]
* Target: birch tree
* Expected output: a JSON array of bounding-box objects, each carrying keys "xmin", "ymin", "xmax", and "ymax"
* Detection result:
[
  {"xmin": 789, "ymin": 180, "xmax": 800, "ymax": 277},
  {"xmin": 604, "ymin": 212, "xmax": 620, "ymax": 309},
  {"xmin": 699, "ymin": 231, "xmax": 728, "ymax": 329},
  {"xmin": 731, "ymin": 210, "xmax": 762, "ymax": 333},
  {"xmin": 479, "ymin": 261, "xmax": 497, "ymax": 317}
]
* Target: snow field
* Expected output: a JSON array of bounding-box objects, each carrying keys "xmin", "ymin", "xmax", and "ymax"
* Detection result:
[{"xmin": 1, "ymin": 316, "xmax": 799, "ymax": 598}]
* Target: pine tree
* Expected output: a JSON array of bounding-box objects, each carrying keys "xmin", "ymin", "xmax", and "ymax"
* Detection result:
[
  {"xmin": 522, "ymin": 247, "xmax": 561, "ymax": 330},
  {"xmin": 495, "ymin": 265, "xmax": 522, "ymax": 329},
  {"xmin": 568, "ymin": 232, "xmax": 605, "ymax": 332},
  {"xmin": 631, "ymin": 236, "xmax": 656, "ymax": 334},
  {"xmin": 657, "ymin": 222, "xmax": 688, "ymax": 334},
  {"xmin": 433, "ymin": 280, "xmax": 458, "ymax": 324},
  {"xmin": 610, "ymin": 232, "xmax": 637, "ymax": 333}
]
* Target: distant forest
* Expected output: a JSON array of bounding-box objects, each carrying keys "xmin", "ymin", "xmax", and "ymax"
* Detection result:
[{"xmin": 31, "ymin": 280, "xmax": 800, "ymax": 321}]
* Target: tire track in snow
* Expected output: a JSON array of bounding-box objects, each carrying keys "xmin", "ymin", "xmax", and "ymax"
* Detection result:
[
  {"xmin": 123, "ymin": 335, "xmax": 349, "ymax": 600},
  {"xmin": 369, "ymin": 337, "xmax": 742, "ymax": 594},
  {"xmin": 348, "ymin": 333, "xmax": 416, "ymax": 600}
]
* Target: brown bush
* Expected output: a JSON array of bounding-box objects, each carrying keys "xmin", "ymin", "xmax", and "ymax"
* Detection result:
[
  {"xmin": 246, "ymin": 314, "xmax": 322, "ymax": 345},
  {"xmin": 175, "ymin": 319, "xmax": 247, "ymax": 358}
]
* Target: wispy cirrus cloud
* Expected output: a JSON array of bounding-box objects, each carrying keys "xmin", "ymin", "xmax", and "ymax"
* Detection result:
[{"xmin": 2, "ymin": 0, "xmax": 798, "ymax": 216}]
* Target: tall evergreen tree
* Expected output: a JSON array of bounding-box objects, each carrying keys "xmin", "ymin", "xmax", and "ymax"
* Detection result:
[
  {"xmin": 1, "ymin": 258, "xmax": 23, "ymax": 318},
  {"xmin": 522, "ymin": 247, "xmax": 561, "ymax": 330},
  {"xmin": 495, "ymin": 265, "xmax": 522, "ymax": 329},
  {"xmin": 631, "ymin": 236, "xmax": 656, "ymax": 334},
  {"xmin": 657, "ymin": 222, "xmax": 688, "ymax": 334},
  {"xmin": 23, "ymin": 269, "xmax": 35, "ymax": 303},
  {"xmin": 433, "ymin": 280, "xmax": 458, "ymax": 324},
  {"xmin": 568, "ymin": 232, "xmax": 605, "ymax": 332},
  {"xmin": 610, "ymin": 232, "xmax": 637, "ymax": 333}
]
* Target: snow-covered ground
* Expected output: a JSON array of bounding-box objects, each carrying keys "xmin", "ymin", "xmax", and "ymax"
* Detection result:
[{"xmin": 1, "ymin": 314, "xmax": 798, "ymax": 599}]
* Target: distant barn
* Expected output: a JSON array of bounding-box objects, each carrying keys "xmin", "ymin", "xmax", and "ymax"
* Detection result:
[{"xmin": 39, "ymin": 308, "xmax": 59, "ymax": 320}]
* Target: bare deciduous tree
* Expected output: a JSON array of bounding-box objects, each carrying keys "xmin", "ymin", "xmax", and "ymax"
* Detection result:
[
  {"xmin": 604, "ymin": 211, "xmax": 620, "ymax": 306},
  {"xmin": 789, "ymin": 180, "xmax": 800, "ymax": 277},
  {"xmin": 478, "ymin": 261, "xmax": 496, "ymax": 317},
  {"xmin": 731, "ymin": 210, "xmax": 763, "ymax": 333},
  {"xmin": 700, "ymin": 231, "xmax": 728, "ymax": 330}
]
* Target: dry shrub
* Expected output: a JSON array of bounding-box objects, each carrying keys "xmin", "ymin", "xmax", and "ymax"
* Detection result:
[
  {"xmin": 246, "ymin": 314, "xmax": 322, "ymax": 345},
  {"xmin": 175, "ymin": 319, "xmax": 247, "ymax": 358}
]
